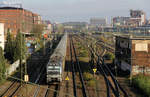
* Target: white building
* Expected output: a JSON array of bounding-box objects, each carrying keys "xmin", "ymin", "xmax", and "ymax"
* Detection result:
[{"xmin": 0, "ymin": 23, "xmax": 4, "ymax": 49}]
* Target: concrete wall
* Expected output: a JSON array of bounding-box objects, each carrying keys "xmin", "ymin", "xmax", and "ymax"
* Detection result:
[
  {"xmin": 5, "ymin": 60, "xmax": 19, "ymax": 76},
  {"xmin": 0, "ymin": 23, "xmax": 4, "ymax": 49},
  {"xmin": 132, "ymin": 65, "xmax": 150, "ymax": 75}
]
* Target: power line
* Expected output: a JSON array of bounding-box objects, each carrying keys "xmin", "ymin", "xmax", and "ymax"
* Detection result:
[{"xmin": 0, "ymin": 73, "xmax": 75, "ymax": 97}]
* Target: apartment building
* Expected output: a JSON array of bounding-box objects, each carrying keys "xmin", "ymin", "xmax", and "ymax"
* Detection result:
[{"xmin": 0, "ymin": 7, "xmax": 41, "ymax": 36}]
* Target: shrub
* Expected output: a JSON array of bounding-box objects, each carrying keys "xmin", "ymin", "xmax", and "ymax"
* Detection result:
[
  {"xmin": 132, "ymin": 74, "xmax": 150, "ymax": 96},
  {"xmin": 79, "ymin": 50, "xmax": 88, "ymax": 57},
  {"xmin": 83, "ymin": 72, "xmax": 93, "ymax": 81},
  {"xmin": 87, "ymin": 79, "xmax": 96, "ymax": 87},
  {"xmin": 104, "ymin": 52, "xmax": 115, "ymax": 60}
]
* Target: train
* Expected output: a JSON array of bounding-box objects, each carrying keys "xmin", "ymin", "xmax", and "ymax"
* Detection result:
[{"xmin": 46, "ymin": 33, "xmax": 67, "ymax": 83}]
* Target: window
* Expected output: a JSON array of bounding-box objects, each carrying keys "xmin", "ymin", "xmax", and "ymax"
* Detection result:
[{"xmin": 135, "ymin": 43, "xmax": 148, "ymax": 52}]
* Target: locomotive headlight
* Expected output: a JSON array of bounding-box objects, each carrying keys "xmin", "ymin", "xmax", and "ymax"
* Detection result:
[
  {"xmin": 48, "ymin": 66, "xmax": 54, "ymax": 69},
  {"xmin": 55, "ymin": 66, "xmax": 60, "ymax": 69}
]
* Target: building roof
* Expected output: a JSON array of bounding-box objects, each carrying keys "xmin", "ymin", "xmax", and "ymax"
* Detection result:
[
  {"xmin": 0, "ymin": 7, "xmax": 40, "ymax": 17},
  {"xmin": 0, "ymin": 7, "xmax": 23, "ymax": 10},
  {"xmin": 116, "ymin": 35, "xmax": 150, "ymax": 40}
]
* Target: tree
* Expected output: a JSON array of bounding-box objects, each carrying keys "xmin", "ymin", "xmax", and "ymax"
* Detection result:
[
  {"xmin": 56, "ymin": 24, "xmax": 64, "ymax": 34},
  {"xmin": 13, "ymin": 30, "xmax": 27, "ymax": 62},
  {"xmin": 4, "ymin": 29, "xmax": 14, "ymax": 62},
  {"xmin": 31, "ymin": 24, "xmax": 44, "ymax": 39},
  {"xmin": 0, "ymin": 47, "xmax": 6, "ymax": 81}
]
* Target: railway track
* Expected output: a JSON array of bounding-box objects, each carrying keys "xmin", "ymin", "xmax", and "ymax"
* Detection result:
[
  {"xmin": 75, "ymin": 34, "xmax": 115, "ymax": 97},
  {"xmin": 70, "ymin": 35, "xmax": 88, "ymax": 97},
  {"xmin": 70, "ymin": 36, "xmax": 77, "ymax": 97},
  {"xmin": 32, "ymin": 63, "xmax": 47, "ymax": 97},
  {"xmin": 98, "ymin": 57, "xmax": 129, "ymax": 97},
  {"xmin": 75, "ymin": 34, "xmax": 128, "ymax": 97},
  {"xmin": 87, "ymin": 36, "xmax": 128, "ymax": 97},
  {"xmin": 45, "ymin": 83, "xmax": 60, "ymax": 97},
  {"xmin": 95, "ymin": 42, "xmax": 129, "ymax": 97},
  {"xmin": 1, "ymin": 81, "xmax": 21, "ymax": 97},
  {"xmin": 92, "ymin": 35, "xmax": 129, "ymax": 97},
  {"xmin": 0, "ymin": 40, "xmax": 61, "ymax": 97},
  {"xmin": 32, "ymin": 42, "xmax": 56, "ymax": 97}
]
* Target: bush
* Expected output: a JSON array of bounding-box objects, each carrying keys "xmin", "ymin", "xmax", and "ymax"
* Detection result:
[
  {"xmin": 87, "ymin": 79, "xmax": 96, "ymax": 87},
  {"xmin": 132, "ymin": 74, "xmax": 150, "ymax": 96},
  {"xmin": 79, "ymin": 49, "xmax": 88, "ymax": 57},
  {"xmin": 104, "ymin": 52, "xmax": 115, "ymax": 60},
  {"xmin": 83, "ymin": 72, "xmax": 93, "ymax": 81}
]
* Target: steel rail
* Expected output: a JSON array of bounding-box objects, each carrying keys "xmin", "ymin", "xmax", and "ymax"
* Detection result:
[
  {"xmin": 70, "ymin": 36, "xmax": 77, "ymax": 97},
  {"xmin": 71, "ymin": 36, "xmax": 88, "ymax": 97}
]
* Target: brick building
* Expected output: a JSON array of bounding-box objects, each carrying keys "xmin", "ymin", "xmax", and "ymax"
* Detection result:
[
  {"xmin": 33, "ymin": 13, "xmax": 42, "ymax": 25},
  {"xmin": 0, "ymin": 7, "xmax": 41, "ymax": 36},
  {"xmin": 115, "ymin": 35, "xmax": 150, "ymax": 75}
]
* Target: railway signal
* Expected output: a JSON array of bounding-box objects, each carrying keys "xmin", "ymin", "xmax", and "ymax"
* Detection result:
[
  {"xmin": 93, "ymin": 68, "xmax": 97, "ymax": 73},
  {"xmin": 65, "ymin": 76, "xmax": 69, "ymax": 81},
  {"xmin": 93, "ymin": 68, "xmax": 97, "ymax": 77},
  {"xmin": 44, "ymin": 34, "xmax": 48, "ymax": 39},
  {"xmin": 24, "ymin": 74, "xmax": 29, "ymax": 82}
]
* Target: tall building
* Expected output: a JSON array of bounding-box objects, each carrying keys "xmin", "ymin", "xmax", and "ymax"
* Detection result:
[
  {"xmin": 90, "ymin": 18, "xmax": 107, "ymax": 26},
  {"xmin": 112, "ymin": 10, "xmax": 146, "ymax": 27},
  {"xmin": 33, "ymin": 13, "xmax": 42, "ymax": 25},
  {"xmin": 130, "ymin": 10, "xmax": 146, "ymax": 26},
  {"xmin": 0, "ymin": 23, "xmax": 4, "ymax": 49},
  {"xmin": 0, "ymin": 7, "xmax": 41, "ymax": 36}
]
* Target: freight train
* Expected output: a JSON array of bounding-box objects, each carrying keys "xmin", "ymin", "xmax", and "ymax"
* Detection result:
[{"xmin": 46, "ymin": 33, "xmax": 67, "ymax": 83}]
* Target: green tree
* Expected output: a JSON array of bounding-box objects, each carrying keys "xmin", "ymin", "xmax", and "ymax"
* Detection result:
[
  {"xmin": 13, "ymin": 30, "xmax": 27, "ymax": 62},
  {"xmin": 0, "ymin": 47, "xmax": 6, "ymax": 81},
  {"xmin": 4, "ymin": 29, "xmax": 14, "ymax": 62},
  {"xmin": 31, "ymin": 24, "xmax": 44, "ymax": 48}
]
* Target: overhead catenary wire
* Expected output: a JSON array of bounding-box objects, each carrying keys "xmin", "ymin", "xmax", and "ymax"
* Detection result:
[{"xmin": 0, "ymin": 72, "xmax": 75, "ymax": 97}]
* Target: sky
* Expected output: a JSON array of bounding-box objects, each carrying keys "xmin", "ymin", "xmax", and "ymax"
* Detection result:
[{"xmin": 1, "ymin": 0, "xmax": 150, "ymax": 23}]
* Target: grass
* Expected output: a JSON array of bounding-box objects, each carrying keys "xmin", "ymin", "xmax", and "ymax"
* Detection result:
[
  {"xmin": 79, "ymin": 57, "xmax": 89, "ymax": 63},
  {"xmin": 0, "ymin": 79, "xmax": 6, "ymax": 85},
  {"xmin": 132, "ymin": 74, "xmax": 150, "ymax": 97},
  {"xmin": 83, "ymin": 72, "xmax": 96, "ymax": 87},
  {"xmin": 75, "ymin": 39, "xmax": 96, "ymax": 87},
  {"xmin": 87, "ymin": 79, "xmax": 96, "ymax": 87},
  {"xmin": 83, "ymin": 72, "xmax": 93, "ymax": 81}
]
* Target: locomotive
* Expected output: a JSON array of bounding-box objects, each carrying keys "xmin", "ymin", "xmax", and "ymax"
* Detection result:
[{"xmin": 46, "ymin": 33, "xmax": 67, "ymax": 83}]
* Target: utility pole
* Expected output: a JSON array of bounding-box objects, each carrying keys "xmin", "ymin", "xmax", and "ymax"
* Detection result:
[
  {"xmin": 19, "ymin": 3, "xmax": 24, "ymax": 87},
  {"xmin": 24, "ymin": 33, "xmax": 28, "ymax": 97},
  {"xmin": 19, "ymin": 6, "xmax": 22, "ymax": 86}
]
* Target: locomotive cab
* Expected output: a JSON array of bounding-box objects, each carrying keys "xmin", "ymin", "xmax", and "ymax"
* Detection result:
[{"xmin": 46, "ymin": 56, "xmax": 63, "ymax": 83}]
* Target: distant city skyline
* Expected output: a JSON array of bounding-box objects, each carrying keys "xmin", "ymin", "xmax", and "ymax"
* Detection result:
[{"xmin": 1, "ymin": 0, "xmax": 150, "ymax": 23}]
